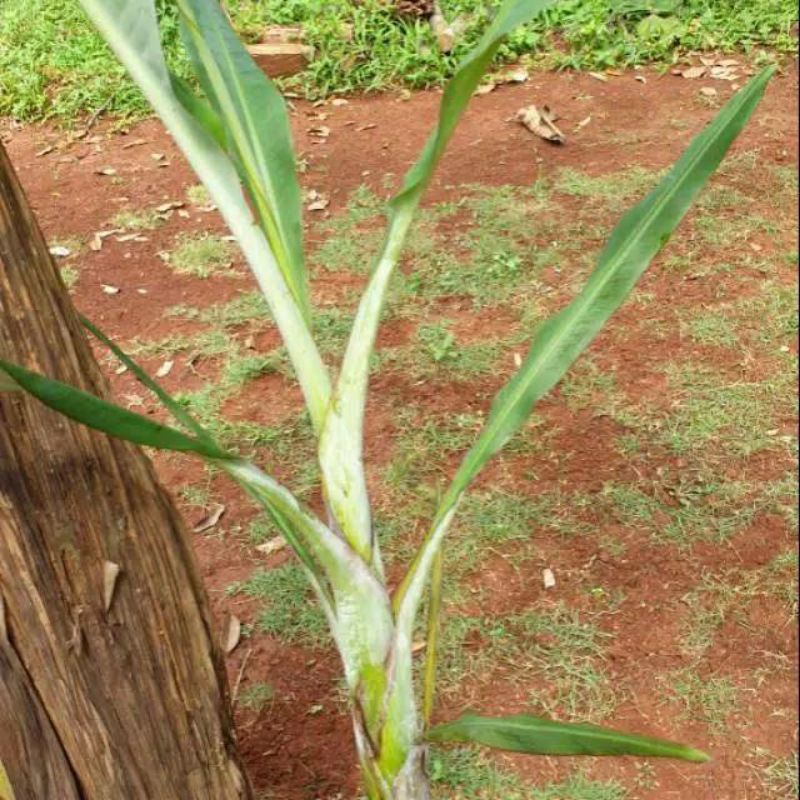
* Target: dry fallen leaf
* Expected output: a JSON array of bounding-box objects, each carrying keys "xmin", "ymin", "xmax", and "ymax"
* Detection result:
[
  {"xmin": 516, "ymin": 105, "xmax": 566, "ymax": 144},
  {"xmin": 575, "ymin": 115, "xmax": 592, "ymax": 131},
  {"xmin": 255, "ymin": 537, "xmax": 287, "ymax": 556},
  {"xmin": 121, "ymin": 138, "xmax": 148, "ymax": 150},
  {"xmin": 36, "ymin": 144, "xmax": 55, "ymax": 157},
  {"xmin": 542, "ymin": 568, "xmax": 556, "ymax": 589},
  {"xmin": 223, "ymin": 615, "xmax": 242, "ymax": 655},
  {"xmin": 475, "ymin": 82, "xmax": 497, "ymax": 96},
  {"xmin": 103, "ymin": 560, "xmax": 121, "ymax": 613},
  {"xmin": 681, "ymin": 66, "xmax": 707, "ymax": 79},
  {"xmin": 156, "ymin": 360, "xmax": 174, "ymax": 378},
  {"xmin": 589, "ymin": 71, "xmax": 608, "ymax": 82},
  {"xmin": 156, "ymin": 200, "xmax": 185, "ymax": 213},
  {"xmin": 309, "ymin": 125, "xmax": 330, "ymax": 139},
  {"xmin": 411, "ymin": 641, "xmax": 427, "ymax": 655},
  {"xmin": 331, "ymin": 97, "xmax": 349, "ymax": 107},
  {"xmin": 95, "ymin": 166, "xmax": 117, "ymax": 176},
  {"xmin": 49, "ymin": 245, "xmax": 71, "ymax": 258},
  {"xmin": 101, "ymin": 284, "xmax": 120, "ymax": 295},
  {"xmin": 634, "ymin": 74, "xmax": 647, "ymax": 84},
  {"xmin": 193, "ymin": 503, "xmax": 226, "ymax": 533},
  {"xmin": 306, "ymin": 189, "xmax": 330, "ymax": 212}
]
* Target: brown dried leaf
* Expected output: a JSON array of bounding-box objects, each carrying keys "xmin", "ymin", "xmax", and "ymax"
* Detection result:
[
  {"xmin": 255, "ymin": 537, "xmax": 287, "ymax": 556},
  {"xmin": 103, "ymin": 560, "xmax": 121, "ymax": 612},
  {"xmin": 589, "ymin": 71, "xmax": 608, "ymax": 82},
  {"xmin": 223, "ymin": 615, "xmax": 241, "ymax": 655},
  {"xmin": 155, "ymin": 360, "xmax": 174, "ymax": 378},
  {"xmin": 681, "ymin": 66, "xmax": 707, "ymax": 79},
  {"xmin": 516, "ymin": 105, "xmax": 566, "ymax": 144},
  {"xmin": 193, "ymin": 503, "xmax": 225, "ymax": 533}
]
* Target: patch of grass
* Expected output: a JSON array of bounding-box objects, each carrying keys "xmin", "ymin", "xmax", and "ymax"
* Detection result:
[
  {"xmin": 179, "ymin": 483, "xmax": 212, "ymax": 508},
  {"xmin": 3, "ymin": 0, "xmax": 795, "ymax": 123},
  {"xmin": 111, "ymin": 207, "xmax": 162, "ymax": 231},
  {"xmin": 186, "ymin": 183, "xmax": 212, "ymax": 207},
  {"xmin": 666, "ymin": 669, "xmax": 738, "ymax": 734},
  {"xmin": 760, "ymin": 752, "xmax": 799, "ymax": 799},
  {"xmin": 661, "ymin": 362, "xmax": 794, "ymax": 459},
  {"xmin": 167, "ymin": 233, "xmax": 235, "ymax": 278},
  {"xmin": 248, "ymin": 515, "xmax": 278, "ymax": 545},
  {"xmin": 680, "ymin": 556, "xmax": 798, "ymax": 658},
  {"xmin": 555, "ymin": 166, "xmax": 659, "ymax": 208},
  {"xmin": 60, "ymin": 265, "xmax": 79, "ymax": 290},
  {"xmin": 438, "ymin": 604, "xmax": 615, "ymax": 721},
  {"xmin": 429, "ymin": 750, "xmax": 626, "ymax": 800},
  {"xmin": 128, "ymin": 328, "xmax": 235, "ymax": 359},
  {"xmin": 603, "ymin": 472, "xmax": 795, "ymax": 547},
  {"xmin": 238, "ymin": 681, "xmax": 275, "ymax": 711},
  {"xmin": 560, "ymin": 358, "xmax": 619, "ymax": 412},
  {"xmin": 230, "ymin": 563, "xmax": 328, "ymax": 646}
]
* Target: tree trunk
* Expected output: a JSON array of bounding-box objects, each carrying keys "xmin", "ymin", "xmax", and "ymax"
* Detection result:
[{"xmin": 0, "ymin": 143, "xmax": 252, "ymax": 799}]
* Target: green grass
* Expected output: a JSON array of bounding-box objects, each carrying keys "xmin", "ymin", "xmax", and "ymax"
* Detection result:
[
  {"xmin": 665, "ymin": 669, "xmax": 738, "ymax": 734},
  {"xmin": 60, "ymin": 265, "xmax": 79, "ymax": 291},
  {"xmin": 430, "ymin": 749, "xmax": 627, "ymax": 800},
  {"xmin": 167, "ymin": 233, "xmax": 235, "ymax": 278},
  {"xmin": 602, "ymin": 472, "xmax": 796, "ymax": 547},
  {"xmin": 660, "ymin": 362, "xmax": 795, "ymax": 459},
  {"xmin": 760, "ymin": 752, "xmax": 799, "ymax": 799},
  {"xmin": 112, "ymin": 207, "xmax": 164, "ymax": 231},
  {"xmin": 238, "ymin": 681, "xmax": 275, "ymax": 711},
  {"xmin": 437, "ymin": 604, "xmax": 615, "ymax": 720},
  {"xmin": 2, "ymin": 0, "xmax": 795, "ymax": 122},
  {"xmin": 680, "ymin": 555, "xmax": 798, "ymax": 658},
  {"xmin": 230, "ymin": 562, "xmax": 328, "ymax": 646}
]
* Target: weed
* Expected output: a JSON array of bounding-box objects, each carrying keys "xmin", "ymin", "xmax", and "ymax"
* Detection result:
[{"xmin": 3, "ymin": 0, "xmax": 795, "ymax": 123}]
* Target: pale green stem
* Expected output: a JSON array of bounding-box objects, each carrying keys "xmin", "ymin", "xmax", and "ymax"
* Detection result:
[{"xmin": 318, "ymin": 208, "xmax": 415, "ymax": 570}]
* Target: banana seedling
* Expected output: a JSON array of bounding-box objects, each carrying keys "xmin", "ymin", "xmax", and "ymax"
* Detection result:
[{"xmin": 0, "ymin": 1, "xmax": 773, "ymax": 796}]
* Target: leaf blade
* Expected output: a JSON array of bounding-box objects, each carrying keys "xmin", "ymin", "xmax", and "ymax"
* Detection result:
[
  {"xmin": 176, "ymin": 0, "xmax": 309, "ymax": 321},
  {"xmin": 0, "ymin": 358, "xmax": 230, "ymax": 460},
  {"xmin": 426, "ymin": 712, "xmax": 710, "ymax": 762},
  {"xmin": 394, "ymin": 67, "xmax": 774, "ymax": 617},
  {"xmin": 318, "ymin": 0, "xmax": 559, "ymax": 567}
]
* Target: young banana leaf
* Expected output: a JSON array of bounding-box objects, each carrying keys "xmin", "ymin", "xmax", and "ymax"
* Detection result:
[{"xmin": 426, "ymin": 712, "xmax": 710, "ymax": 761}]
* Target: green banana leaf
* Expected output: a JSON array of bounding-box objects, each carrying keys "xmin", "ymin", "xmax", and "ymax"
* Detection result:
[
  {"xmin": 176, "ymin": 0, "xmax": 309, "ymax": 322},
  {"xmin": 395, "ymin": 66, "xmax": 774, "ymax": 615},
  {"xmin": 426, "ymin": 712, "xmax": 710, "ymax": 762},
  {"xmin": 0, "ymin": 358, "xmax": 230, "ymax": 460}
]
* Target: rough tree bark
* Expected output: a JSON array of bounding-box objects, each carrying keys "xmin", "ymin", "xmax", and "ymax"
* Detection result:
[{"xmin": 0, "ymin": 142, "xmax": 252, "ymax": 799}]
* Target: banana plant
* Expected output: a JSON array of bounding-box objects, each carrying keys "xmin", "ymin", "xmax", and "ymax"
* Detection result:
[{"xmin": 0, "ymin": 0, "xmax": 773, "ymax": 797}]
